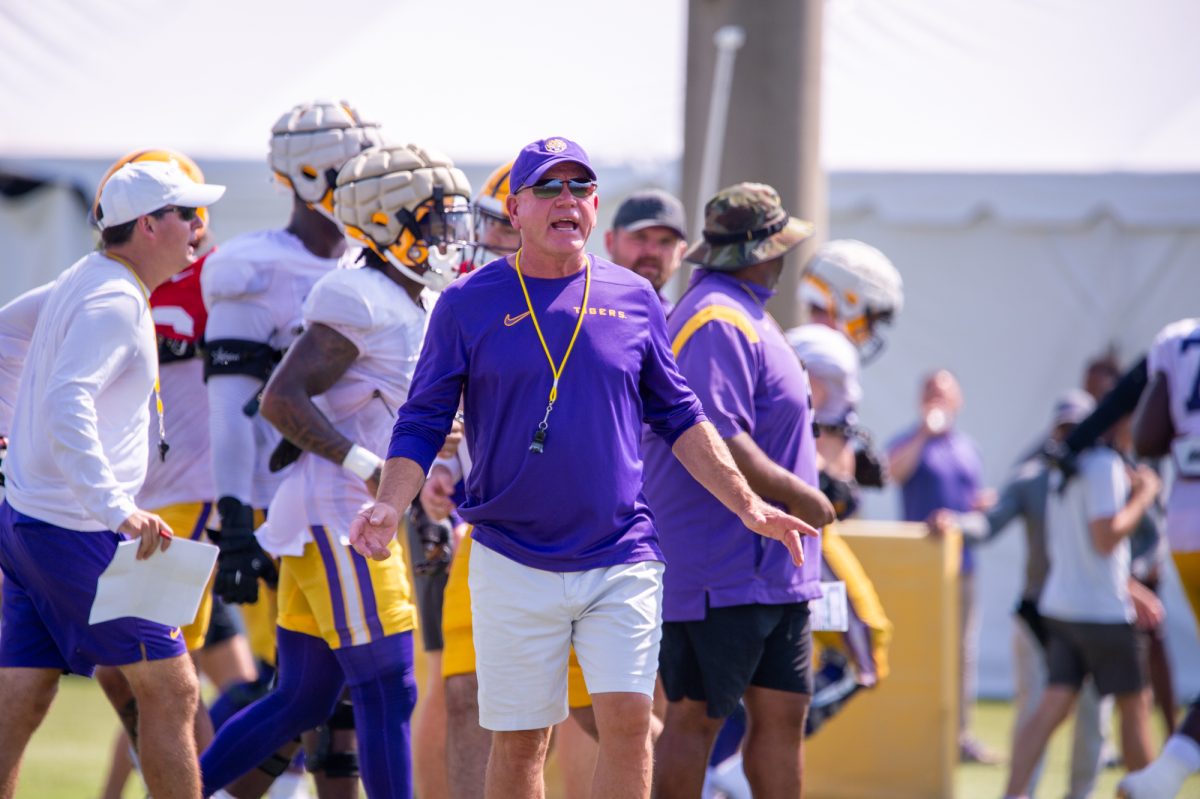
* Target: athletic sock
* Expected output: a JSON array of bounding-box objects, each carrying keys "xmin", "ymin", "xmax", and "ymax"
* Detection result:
[{"xmin": 1164, "ymin": 733, "xmax": 1200, "ymax": 773}]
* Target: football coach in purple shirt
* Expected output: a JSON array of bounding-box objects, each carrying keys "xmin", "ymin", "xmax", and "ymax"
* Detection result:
[
  {"xmin": 350, "ymin": 137, "xmax": 823, "ymax": 799},
  {"xmin": 643, "ymin": 182, "xmax": 836, "ymax": 799}
]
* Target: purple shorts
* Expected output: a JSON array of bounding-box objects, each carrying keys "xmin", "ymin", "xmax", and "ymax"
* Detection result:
[{"xmin": 0, "ymin": 501, "xmax": 187, "ymax": 676}]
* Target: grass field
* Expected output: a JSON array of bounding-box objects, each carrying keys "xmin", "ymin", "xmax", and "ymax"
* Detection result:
[{"xmin": 14, "ymin": 677, "xmax": 1200, "ymax": 797}]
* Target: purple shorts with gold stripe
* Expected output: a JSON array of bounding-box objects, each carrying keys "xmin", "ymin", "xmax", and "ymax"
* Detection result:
[{"xmin": 0, "ymin": 501, "xmax": 187, "ymax": 676}]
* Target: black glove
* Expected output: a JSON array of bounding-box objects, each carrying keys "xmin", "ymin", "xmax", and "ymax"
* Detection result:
[
  {"xmin": 268, "ymin": 439, "xmax": 304, "ymax": 473},
  {"xmin": 406, "ymin": 501, "xmax": 453, "ymax": 577},
  {"xmin": 854, "ymin": 445, "xmax": 886, "ymax": 489},
  {"xmin": 819, "ymin": 470, "xmax": 860, "ymax": 521},
  {"xmin": 213, "ymin": 496, "xmax": 278, "ymax": 604}
]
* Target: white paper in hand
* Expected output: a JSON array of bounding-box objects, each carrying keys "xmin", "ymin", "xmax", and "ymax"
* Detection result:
[
  {"xmin": 88, "ymin": 538, "xmax": 219, "ymax": 628},
  {"xmin": 810, "ymin": 580, "xmax": 849, "ymax": 632}
]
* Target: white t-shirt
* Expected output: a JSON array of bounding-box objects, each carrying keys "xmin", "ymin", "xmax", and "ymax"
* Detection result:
[
  {"xmin": 4, "ymin": 254, "xmax": 155, "ymax": 531},
  {"xmin": 1147, "ymin": 317, "xmax": 1200, "ymax": 552},
  {"xmin": 1040, "ymin": 447, "xmax": 1133, "ymax": 624},
  {"xmin": 260, "ymin": 267, "xmax": 430, "ymax": 555},
  {"xmin": 201, "ymin": 229, "xmax": 357, "ymax": 508}
]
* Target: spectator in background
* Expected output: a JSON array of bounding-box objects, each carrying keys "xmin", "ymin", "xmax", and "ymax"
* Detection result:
[
  {"xmin": 887, "ymin": 369, "xmax": 999, "ymax": 764},
  {"xmin": 1084, "ymin": 349, "xmax": 1122, "ymax": 402},
  {"xmin": 1003, "ymin": 415, "xmax": 1160, "ymax": 799},
  {"xmin": 1086, "ymin": 349, "xmax": 1178, "ymax": 739},
  {"xmin": 929, "ymin": 390, "xmax": 1116, "ymax": 798}
]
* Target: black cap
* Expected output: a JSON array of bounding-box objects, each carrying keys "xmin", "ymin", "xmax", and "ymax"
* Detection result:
[{"xmin": 611, "ymin": 188, "xmax": 687, "ymax": 240}]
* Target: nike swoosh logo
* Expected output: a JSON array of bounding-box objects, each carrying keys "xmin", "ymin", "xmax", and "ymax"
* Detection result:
[
  {"xmin": 503, "ymin": 311, "xmax": 531, "ymax": 327},
  {"xmin": 170, "ymin": 628, "xmax": 182, "ymax": 640}
]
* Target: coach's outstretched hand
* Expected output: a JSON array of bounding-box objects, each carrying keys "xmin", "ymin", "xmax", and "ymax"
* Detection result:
[
  {"xmin": 740, "ymin": 499, "xmax": 820, "ymax": 567},
  {"xmin": 351, "ymin": 502, "xmax": 401, "ymax": 561}
]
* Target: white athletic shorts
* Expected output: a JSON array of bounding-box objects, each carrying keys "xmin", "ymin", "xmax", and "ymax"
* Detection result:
[{"xmin": 468, "ymin": 540, "xmax": 664, "ymax": 731}]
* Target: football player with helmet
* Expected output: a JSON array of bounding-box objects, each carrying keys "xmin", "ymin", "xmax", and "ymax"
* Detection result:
[
  {"xmin": 1119, "ymin": 318, "xmax": 1200, "ymax": 799},
  {"xmin": 201, "ymin": 100, "xmax": 381, "ymax": 798},
  {"xmin": 470, "ymin": 161, "xmax": 521, "ymax": 269},
  {"xmin": 199, "ymin": 143, "xmax": 471, "ymax": 799},
  {"xmin": 785, "ymin": 240, "xmax": 901, "ymax": 735},
  {"xmin": 797, "ymin": 238, "xmax": 904, "ymax": 364}
]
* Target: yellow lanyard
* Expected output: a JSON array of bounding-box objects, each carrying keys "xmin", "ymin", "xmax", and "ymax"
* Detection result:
[
  {"xmin": 514, "ymin": 248, "xmax": 591, "ymax": 452},
  {"xmin": 105, "ymin": 252, "xmax": 169, "ymax": 461}
]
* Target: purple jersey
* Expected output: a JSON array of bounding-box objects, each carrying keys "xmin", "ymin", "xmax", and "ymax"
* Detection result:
[
  {"xmin": 643, "ymin": 271, "xmax": 823, "ymax": 622},
  {"xmin": 890, "ymin": 426, "xmax": 984, "ymax": 572},
  {"xmin": 388, "ymin": 255, "xmax": 705, "ymax": 571}
]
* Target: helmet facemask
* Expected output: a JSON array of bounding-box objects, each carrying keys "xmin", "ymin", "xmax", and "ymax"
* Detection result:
[
  {"xmin": 335, "ymin": 143, "xmax": 474, "ymax": 291},
  {"xmin": 857, "ymin": 309, "xmax": 895, "ymax": 364},
  {"xmin": 382, "ymin": 190, "xmax": 473, "ymax": 291},
  {"xmin": 471, "ymin": 204, "xmax": 519, "ymax": 268}
]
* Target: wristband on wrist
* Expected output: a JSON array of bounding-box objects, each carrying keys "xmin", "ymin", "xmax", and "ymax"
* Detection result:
[{"xmin": 342, "ymin": 444, "xmax": 383, "ymax": 481}]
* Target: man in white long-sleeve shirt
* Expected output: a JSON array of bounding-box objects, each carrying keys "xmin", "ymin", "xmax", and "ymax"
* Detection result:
[{"xmin": 0, "ymin": 160, "xmax": 225, "ymax": 799}]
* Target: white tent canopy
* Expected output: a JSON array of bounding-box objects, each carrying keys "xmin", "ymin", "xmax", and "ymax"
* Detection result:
[{"xmin": 2, "ymin": 0, "xmax": 1199, "ymax": 170}]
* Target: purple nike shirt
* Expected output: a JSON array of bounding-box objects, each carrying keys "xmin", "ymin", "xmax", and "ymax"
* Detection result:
[{"xmin": 388, "ymin": 255, "xmax": 705, "ymax": 571}]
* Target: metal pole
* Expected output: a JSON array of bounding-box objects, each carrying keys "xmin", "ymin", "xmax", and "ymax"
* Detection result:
[{"xmin": 694, "ymin": 24, "xmax": 746, "ymax": 236}]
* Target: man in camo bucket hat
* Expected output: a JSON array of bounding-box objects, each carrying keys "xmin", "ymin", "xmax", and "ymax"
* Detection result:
[
  {"xmin": 643, "ymin": 181, "xmax": 834, "ymax": 798},
  {"xmin": 684, "ymin": 181, "xmax": 814, "ymax": 269}
]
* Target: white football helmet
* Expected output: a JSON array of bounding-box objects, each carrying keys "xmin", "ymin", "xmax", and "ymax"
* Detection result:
[
  {"xmin": 334, "ymin": 144, "xmax": 473, "ymax": 291},
  {"xmin": 786, "ymin": 324, "xmax": 862, "ymax": 427},
  {"xmin": 798, "ymin": 239, "xmax": 903, "ymax": 362},
  {"xmin": 269, "ymin": 100, "xmax": 383, "ymax": 224}
]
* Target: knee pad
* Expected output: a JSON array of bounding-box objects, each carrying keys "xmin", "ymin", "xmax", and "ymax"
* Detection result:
[
  {"xmin": 257, "ymin": 738, "xmax": 300, "ymax": 778},
  {"xmin": 306, "ymin": 698, "xmax": 359, "ymax": 779}
]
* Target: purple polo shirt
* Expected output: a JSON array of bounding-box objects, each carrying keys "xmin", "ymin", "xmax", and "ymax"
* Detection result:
[
  {"xmin": 642, "ymin": 271, "xmax": 823, "ymax": 622},
  {"xmin": 388, "ymin": 255, "xmax": 705, "ymax": 571},
  {"xmin": 890, "ymin": 426, "xmax": 984, "ymax": 572}
]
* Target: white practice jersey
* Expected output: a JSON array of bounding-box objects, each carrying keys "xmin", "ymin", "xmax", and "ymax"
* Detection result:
[
  {"xmin": 0, "ymin": 283, "xmax": 51, "ymax": 435},
  {"xmin": 136, "ymin": 357, "xmax": 213, "ymax": 509},
  {"xmin": 202, "ymin": 229, "xmax": 357, "ymax": 508},
  {"xmin": 1147, "ymin": 317, "xmax": 1200, "ymax": 551},
  {"xmin": 261, "ymin": 267, "xmax": 431, "ymax": 555}
]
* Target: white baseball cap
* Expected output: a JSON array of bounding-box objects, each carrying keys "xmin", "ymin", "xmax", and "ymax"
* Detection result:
[{"xmin": 96, "ymin": 160, "xmax": 226, "ymax": 230}]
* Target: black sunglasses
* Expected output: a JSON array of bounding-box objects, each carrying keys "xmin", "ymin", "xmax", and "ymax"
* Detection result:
[
  {"xmin": 526, "ymin": 178, "xmax": 597, "ymax": 200},
  {"xmin": 156, "ymin": 206, "xmax": 199, "ymax": 221}
]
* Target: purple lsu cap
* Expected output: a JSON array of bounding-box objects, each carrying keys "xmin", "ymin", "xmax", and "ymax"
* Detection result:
[{"xmin": 510, "ymin": 136, "xmax": 596, "ymax": 193}]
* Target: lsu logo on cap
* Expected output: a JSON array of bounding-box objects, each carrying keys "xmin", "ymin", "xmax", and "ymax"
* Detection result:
[{"xmin": 544, "ymin": 138, "xmax": 567, "ymax": 153}]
